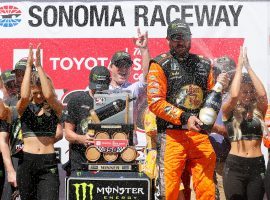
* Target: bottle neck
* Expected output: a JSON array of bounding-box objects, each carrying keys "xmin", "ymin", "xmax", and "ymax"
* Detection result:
[{"xmin": 212, "ymin": 82, "xmax": 223, "ymax": 93}]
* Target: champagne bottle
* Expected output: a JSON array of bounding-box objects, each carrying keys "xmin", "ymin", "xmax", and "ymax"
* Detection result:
[
  {"xmin": 199, "ymin": 82, "xmax": 223, "ymax": 131},
  {"xmin": 90, "ymin": 97, "xmax": 136, "ymax": 122}
]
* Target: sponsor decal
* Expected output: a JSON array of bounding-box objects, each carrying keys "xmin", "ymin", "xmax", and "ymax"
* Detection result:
[
  {"xmin": 94, "ymin": 139, "xmax": 128, "ymax": 153},
  {"xmin": 149, "ymin": 88, "xmax": 159, "ymax": 94},
  {"xmin": 94, "ymin": 139, "xmax": 128, "ymax": 148},
  {"xmin": 0, "ymin": 5, "xmax": 21, "ymax": 27},
  {"xmin": 171, "ymin": 62, "xmax": 180, "ymax": 70},
  {"xmin": 80, "ymin": 118, "xmax": 89, "ymax": 134},
  {"xmin": 164, "ymin": 106, "xmax": 172, "ymax": 114},
  {"xmin": 67, "ymin": 178, "xmax": 150, "ymax": 200},
  {"xmin": 148, "ymin": 81, "xmax": 160, "ymax": 88},
  {"xmin": 170, "ymin": 71, "xmax": 180, "ymax": 76},
  {"xmin": 95, "ymin": 146, "xmax": 126, "ymax": 153},
  {"xmin": 95, "ymin": 97, "xmax": 106, "ymax": 105},
  {"xmin": 166, "ymin": 106, "xmax": 180, "ymax": 118},
  {"xmin": 164, "ymin": 106, "xmax": 180, "ymax": 118},
  {"xmin": 49, "ymin": 167, "xmax": 57, "ymax": 174},
  {"xmin": 15, "ymin": 143, "xmax": 24, "ymax": 152},
  {"xmin": 151, "ymin": 97, "xmax": 161, "ymax": 103},
  {"xmin": 149, "ymin": 75, "xmax": 157, "ymax": 80},
  {"xmin": 54, "ymin": 147, "xmax": 61, "ymax": 163},
  {"xmin": 73, "ymin": 183, "xmax": 94, "ymax": 200},
  {"xmin": 175, "ymin": 84, "xmax": 203, "ymax": 110},
  {"xmin": 81, "ymin": 105, "xmax": 91, "ymax": 109}
]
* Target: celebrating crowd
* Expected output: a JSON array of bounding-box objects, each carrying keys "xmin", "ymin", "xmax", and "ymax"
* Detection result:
[{"xmin": 0, "ymin": 19, "xmax": 269, "ymax": 200}]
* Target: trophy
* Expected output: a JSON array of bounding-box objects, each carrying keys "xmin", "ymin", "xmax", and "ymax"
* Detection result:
[{"xmin": 83, "ymin": 91, "xmax": 139, "ymax": 171}]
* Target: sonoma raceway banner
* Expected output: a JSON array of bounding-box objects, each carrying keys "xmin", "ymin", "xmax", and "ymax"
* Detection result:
[{"xmin": 0, "ymin": 1, "xmax": 269, "ymax": 163}]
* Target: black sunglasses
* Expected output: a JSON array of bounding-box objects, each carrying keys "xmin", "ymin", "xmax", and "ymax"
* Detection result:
[
  {"xmin": 114, "ymin": 59, "xmax": 133, "ymax": 68},
  {"xmin": 170, "ymin": 34, "xmax": 191, "ymax": 41}
]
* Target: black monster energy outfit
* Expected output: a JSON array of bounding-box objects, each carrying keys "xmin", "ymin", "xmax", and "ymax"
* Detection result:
[
  {"xmin": 0, "ymin": 120, "xmax": 9, "ymax": 197},
  {"xmin": 16, "ymin": 102, "xmax": 60, "ymax": 200},
  {"xmin": 223, "ymin": 116, "xmax": 265, "ymax": 200},
  {"xmin": 65, "ymin": 91, "xmax": 94, "ymax": 174},
  {"xmin": 0, "ymin": 95, "xmax": 21, "ymax": 200}
]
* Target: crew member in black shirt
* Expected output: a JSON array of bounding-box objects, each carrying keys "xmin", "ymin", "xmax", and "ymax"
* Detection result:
[
  {"xmin": 65, "ymin": 66, "xmax": 111, "ymax": 176},
  {"xmin": 0, "ymin": 70, "xmax": 17, "ymax": 198}
]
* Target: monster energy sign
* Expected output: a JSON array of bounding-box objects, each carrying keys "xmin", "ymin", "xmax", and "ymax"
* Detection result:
[
  {"xmin": 66, "ymin": 177, "xmax": 150, "ymax": 200},
  {"xmin": 73, "ymin": 183, "xmax": 94, "ymax": 200}
]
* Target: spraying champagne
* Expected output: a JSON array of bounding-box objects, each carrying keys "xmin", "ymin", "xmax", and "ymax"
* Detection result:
[{"xmin": 89, "ymin": 97, "xmax": 136, "ymax": 123}]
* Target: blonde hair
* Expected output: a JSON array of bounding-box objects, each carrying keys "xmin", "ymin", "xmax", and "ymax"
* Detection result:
[
  {"xmin": 232, "ymin": 100, "xmax": 267, "ymax": 140},
  {"xmin": 254, "ymin": 109, "xmax": 269, "ymax": 137},
  {"xmin": 232, "ymin": 73, "xmax": 258, "ymax": 140},
  {"xmin": 30, "ymin": 71, "xmax": 52, "ymax": 114}
]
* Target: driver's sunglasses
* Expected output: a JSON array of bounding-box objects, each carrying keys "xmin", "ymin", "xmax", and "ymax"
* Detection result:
[{"xmin": 170, "ymin": 34, "xmax": 191, "ymax": 41}]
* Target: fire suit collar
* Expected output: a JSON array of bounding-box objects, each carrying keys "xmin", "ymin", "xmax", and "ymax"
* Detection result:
[{"xmin": 170, "ymin": 49, "xmax": 189, "ymax": 62}]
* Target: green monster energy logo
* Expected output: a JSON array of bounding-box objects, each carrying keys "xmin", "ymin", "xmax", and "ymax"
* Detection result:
[{"xmin": 73, "ymin": 183, "xmax": 94, "ymax": 200}]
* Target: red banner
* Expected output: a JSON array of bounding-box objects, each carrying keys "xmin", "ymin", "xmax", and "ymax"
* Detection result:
[{"xmin": 0, "ymin": 38, "xmax": 244, "ymax": 91}]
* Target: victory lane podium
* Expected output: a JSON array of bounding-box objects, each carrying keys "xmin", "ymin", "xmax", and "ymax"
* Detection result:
[{"xmin": 65, "ymin": 91, "xmax": 152, "ymax": 199}]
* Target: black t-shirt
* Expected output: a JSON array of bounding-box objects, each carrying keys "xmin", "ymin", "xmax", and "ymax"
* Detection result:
[
  {"xmin": 65, "ymin": 91, "xmax": 94, "ymax": 171},
  {"xmin": 0, "ymin": 95, "xmax": 23, "ymax": 157},
  {"xmin": 0, "ymin": 120, "xmax": 9, "ymax": 132}
]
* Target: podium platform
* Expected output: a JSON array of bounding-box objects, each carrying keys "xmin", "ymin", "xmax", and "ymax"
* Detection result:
[{"xmin": 65, "ymin": 171, "xmax": 151, "ymax": 200}]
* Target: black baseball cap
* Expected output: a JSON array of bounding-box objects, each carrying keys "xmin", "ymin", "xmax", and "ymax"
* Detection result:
[
  {"xmin": 167, "ymin": 19, "xmax": 192, "ymax": 40},
  {"xmin": 1, "ymin": 69, "xmax": 15, "ymax": 84},
  {"xmin": 11, "ymin": 58, "xmax": 28, "ymax": 73},
  {"xmin": 89, "ymin": 66, "xmax": 111, "ymax": 90},
  {"xmin": 111, "ymin": 51, "xmax": 133, "ymax": 68}
]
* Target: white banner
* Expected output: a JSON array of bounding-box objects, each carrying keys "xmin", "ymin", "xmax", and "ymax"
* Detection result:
[{"xmin": 0, "ymin": 1, "xmax": 269, "ymax": 164}]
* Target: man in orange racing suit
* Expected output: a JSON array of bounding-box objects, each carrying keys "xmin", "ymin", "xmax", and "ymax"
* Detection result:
[{"xmin": 147, "ymin": 19, "xmax": 228, "ymax": 200}]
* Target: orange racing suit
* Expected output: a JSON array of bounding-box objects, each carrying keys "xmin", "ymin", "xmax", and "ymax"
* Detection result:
[{"xmin": 147, "ymin": 52, "xmax": 216, "ymax": 200}]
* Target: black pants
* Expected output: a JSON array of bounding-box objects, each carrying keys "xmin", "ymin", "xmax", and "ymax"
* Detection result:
[
  {"xmin": 0, "ymin": 154, "xmax": 5, "ymax": 198},
  {"xmin": 223, "ymin": 154, "xmax": 265, "ymax": 200},
  {"xmin": 2, "ymin": 157, "xmax": 18, "ymax": 200},
  {"xmin": 17, "ymin": 152, "xmax": 59, "ymax": 200},
  {"xmin": 265, "ymin": 159, "xmax": 270, "ymax": 200}
]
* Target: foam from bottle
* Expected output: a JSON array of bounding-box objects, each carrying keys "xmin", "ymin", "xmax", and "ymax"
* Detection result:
[{"xmin": 199, "ymin": 107, "xmax": 217, "ymax": 125}]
